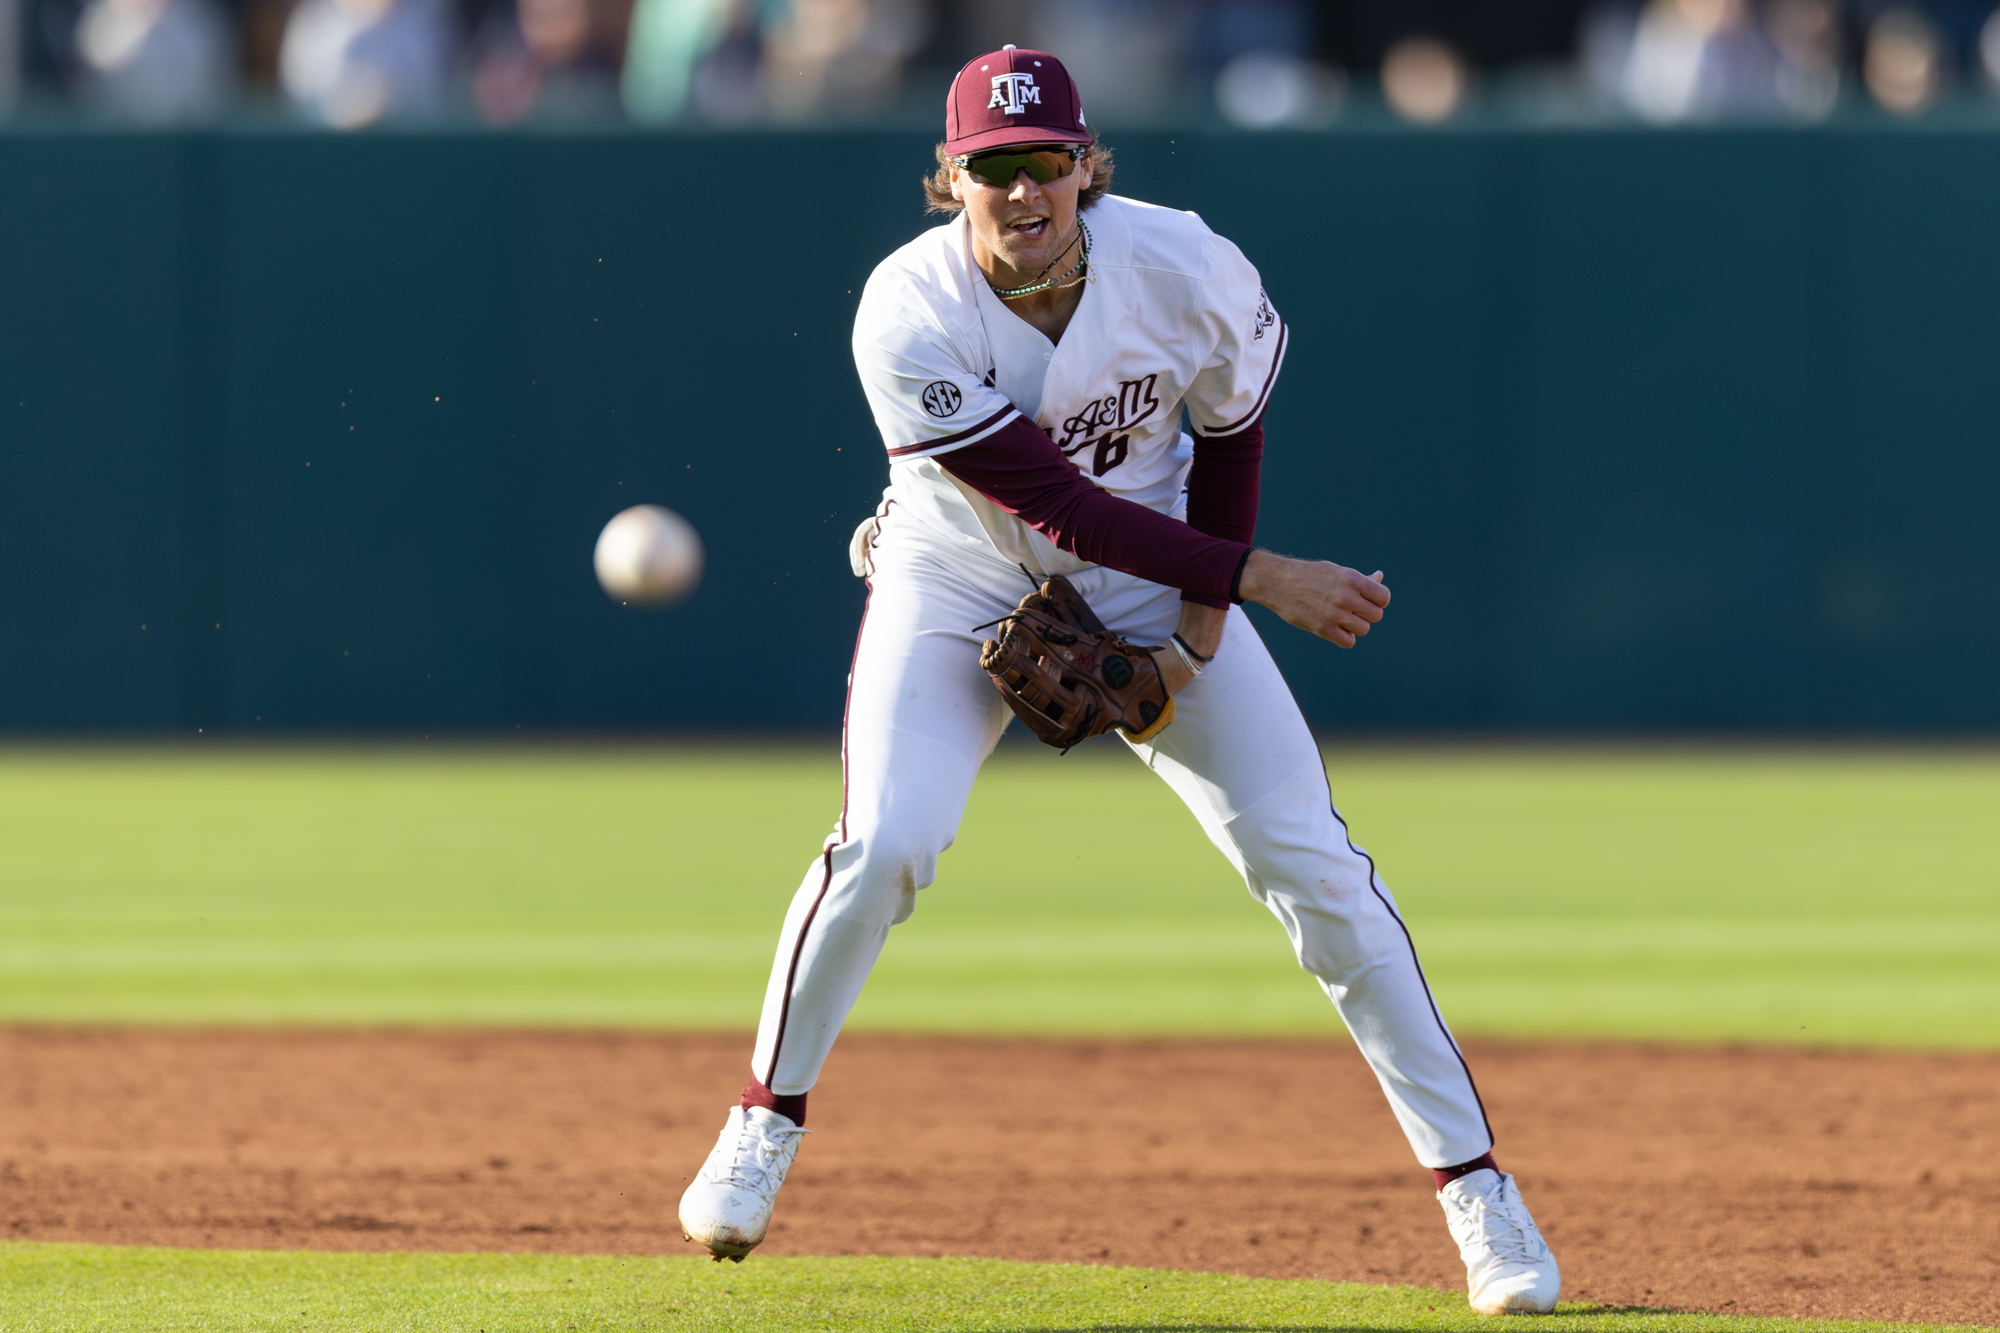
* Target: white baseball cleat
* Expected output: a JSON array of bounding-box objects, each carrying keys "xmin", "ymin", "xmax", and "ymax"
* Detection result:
[
  {"xmin": 678, "ymin": 1105, "xmax": 810, "ymax": 1262},
  {"xmin": 1438, "ymin": 1168, "xmax": 1561, "ymax": 1315}
]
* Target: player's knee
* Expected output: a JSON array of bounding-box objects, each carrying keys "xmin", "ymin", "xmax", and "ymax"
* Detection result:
[
  {"xmin": 1259, "ymin": 889, "xmax": 1414, "ymax": 982},
  {"xmin": 823, "ymin": 833, "xmax": 940, "ymax": 926},
  {"xmin": 1297, "ymin": 938, "xmax": 1406, "ymax": 988},
  {"xmin": 1244, "ymin": 855, "xmax": 1380, "ymax": 920}
]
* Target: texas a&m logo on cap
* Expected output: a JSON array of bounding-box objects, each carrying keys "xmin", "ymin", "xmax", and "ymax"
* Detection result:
[
  {"xmin": 944, "ymin": 47, "xmax": 1090, "ymax": 156},
  {"xmin": 989, "ymin": 72, "xmax": 1041, "ymax": 115}
]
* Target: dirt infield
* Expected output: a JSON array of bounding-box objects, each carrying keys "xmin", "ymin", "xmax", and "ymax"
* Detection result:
[{"xmin": 1, "ymin": 1028, "xmax": 1994, "ymax": 1326}]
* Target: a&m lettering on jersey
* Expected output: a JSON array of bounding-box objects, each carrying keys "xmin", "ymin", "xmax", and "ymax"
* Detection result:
[
  {"xmin": 1055, "ymin": 373, "xmax": 1160, "ymax": 478},
  {"xmin": 1253, "ymin": 289, "xmax": 1276, "ymax": 342},
  {"xmin": 989, "ymin": 73, "xmax": 1041, "ymax": 114}
]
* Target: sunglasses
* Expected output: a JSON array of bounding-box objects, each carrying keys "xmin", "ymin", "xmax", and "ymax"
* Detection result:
[{"xmin": 952, "ymin": 145, "xmax": 1087, "ymax": 190}]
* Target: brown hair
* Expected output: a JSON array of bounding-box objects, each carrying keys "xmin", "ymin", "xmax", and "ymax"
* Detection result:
[{"xmin": 922, "ymin": 135, "xmax": 1115, "ymax": 215}]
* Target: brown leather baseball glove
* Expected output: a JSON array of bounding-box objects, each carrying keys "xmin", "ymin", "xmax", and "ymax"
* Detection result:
[{"xmin": 978, "ymin": 576, "xmax": 1176, "ymax": 751}]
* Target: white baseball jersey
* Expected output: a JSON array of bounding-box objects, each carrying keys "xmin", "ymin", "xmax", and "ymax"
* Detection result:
[
  {"xmin": 739, "ymin": 189, "xmax": 1501, "ymax": 1183},
  {"xmin": 850, "ymin": 193, "xmax": 1288, "ymax": 578}
]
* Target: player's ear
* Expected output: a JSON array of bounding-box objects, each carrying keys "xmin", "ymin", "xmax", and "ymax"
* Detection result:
[
  {"xmin": 1075, "ymin": 153, "xmax": 1094, "ymax": 192},
  {"xmin": 949, "ymin": 166, "xmax": 966, "ymax": 204}
]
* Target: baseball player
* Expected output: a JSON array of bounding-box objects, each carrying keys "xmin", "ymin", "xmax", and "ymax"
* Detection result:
[{"xmin": 679, "ymin": 46, "xmax": 1561, "ymax": 1316}]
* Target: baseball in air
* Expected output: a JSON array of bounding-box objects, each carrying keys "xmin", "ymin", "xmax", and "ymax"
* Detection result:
[{"xmin": 594, "ymin": 504, "xmax": 704, "ymax": 606}]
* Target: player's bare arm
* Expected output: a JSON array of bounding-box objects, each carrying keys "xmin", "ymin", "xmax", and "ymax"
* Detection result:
[
  {"xmin": 1151, "ymin": 602, "xmax": 1226, "ymax": 693},
  {"xmin": 1152, "ymin": 559, "xmax": 1388, "ymax": 692},
  {"xmin": 1240, "ymin": 551, "xmax": 1390, "ymax": 649}
]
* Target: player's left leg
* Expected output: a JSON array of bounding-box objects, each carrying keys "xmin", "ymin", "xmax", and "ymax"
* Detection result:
[
  {"xmin": 1090, "ymin": 582, "xmax": 1560, "ymax": 1316},
  {"xmin": 679, "ymin": 513, "xmax": 1018, "ymax": 1262}
]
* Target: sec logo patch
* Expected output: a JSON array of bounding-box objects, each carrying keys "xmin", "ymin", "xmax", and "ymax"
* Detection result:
[{"xmin": 920, "ymin": 381, "xmax": 962, "ymax": 419}]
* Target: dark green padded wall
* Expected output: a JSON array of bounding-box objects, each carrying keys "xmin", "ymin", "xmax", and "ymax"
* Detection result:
[{"xmin": 0, "ymin": 125, "xmax": 1992, "ymax": 732}]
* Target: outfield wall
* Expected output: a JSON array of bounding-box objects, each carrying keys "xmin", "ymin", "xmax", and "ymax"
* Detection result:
[{"xmin": 1, "ymin": 125, "xmax": 1994, "ymax": 733}]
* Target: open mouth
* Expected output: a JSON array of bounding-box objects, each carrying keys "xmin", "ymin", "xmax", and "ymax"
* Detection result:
[{"xmin": 1008, "ymin": 216, "xmax": 1050, "ymax": 238}]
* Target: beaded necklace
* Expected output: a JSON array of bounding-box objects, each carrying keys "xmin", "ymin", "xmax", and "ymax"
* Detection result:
[{"xmin": 991, "ymin": 219, "xmax": 1092, "ymax": 301}]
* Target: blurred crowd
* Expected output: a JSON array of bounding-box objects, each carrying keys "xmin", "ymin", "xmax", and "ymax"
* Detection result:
[{"xmin": 2, "ymin": 0, "xmax": 1998, "ymax": 127}]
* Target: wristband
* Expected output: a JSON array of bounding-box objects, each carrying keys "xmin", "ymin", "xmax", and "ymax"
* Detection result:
[{"xmin": 1170, "ymin": 633, "xmax": 1212, "ymax": 676}]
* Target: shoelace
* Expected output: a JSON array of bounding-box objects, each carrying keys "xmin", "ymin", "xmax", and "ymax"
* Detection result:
[
  {"xmin": 1445, "ymin": 1186, "xmax": 1547, "ymax": 1267},
  {"xmin": 706, "ymin": 1122, "xmax": 810, "ymax": 1195}
]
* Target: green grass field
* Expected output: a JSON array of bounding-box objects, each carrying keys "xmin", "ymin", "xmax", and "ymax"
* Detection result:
[
  {"xmin": 0, "ymin": 1243, "xmax": 1981, "ymax": 1333},
  {"xmin": 4, "ymin": 743, "xmax": 1995, "ymax": 1331},
  {"xmin": 1, "ymin": 743, "xmax": 1997, "ymax": 1045}
]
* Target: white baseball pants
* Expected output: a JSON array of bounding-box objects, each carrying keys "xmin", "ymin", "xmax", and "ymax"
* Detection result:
[{"xmin": 749, "ymin": 508, "xmax": 1495, "ymax": 1168}]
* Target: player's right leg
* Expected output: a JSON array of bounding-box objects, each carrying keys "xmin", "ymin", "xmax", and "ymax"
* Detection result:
[
  {"xmin": 678, "ymin": 511, "xmax": 1016, "ymax": 1261},
  {"xmin": 1111, "ymin": 594, "xmax": 1560, "ymax": 1314}
]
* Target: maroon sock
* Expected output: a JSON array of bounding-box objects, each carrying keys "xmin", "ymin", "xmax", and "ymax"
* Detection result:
[
  {"xmin": 740, "ymin": 1080, "xmax": 808, "ymax": 1127},
  {"xmin": 1431, "ymin": 1152, "xmax": 1499, "ymax": 1191}
]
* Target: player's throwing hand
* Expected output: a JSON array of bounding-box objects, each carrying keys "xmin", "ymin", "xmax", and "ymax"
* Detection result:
[{"xmin": 1240, "ymin": 551, "xmax": 1391, "ymax": 648}]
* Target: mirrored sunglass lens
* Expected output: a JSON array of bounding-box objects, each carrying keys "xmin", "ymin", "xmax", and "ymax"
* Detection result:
[
  {"xmin": 966, "ymin": 158, "xmax": 1010, "ymax": 186},
  {"xmin": 968, "ymin": 151, "xmax": 1068, "ymax": 187},
  {"xmin": 971, "ymin": 155, "xmax": 1039, "ymax": 186},
  {"xmin": 1022, "ymin": 153, "xmax": 1067, "ymax": 184}
]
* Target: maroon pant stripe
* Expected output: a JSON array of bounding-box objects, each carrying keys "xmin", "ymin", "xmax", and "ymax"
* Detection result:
[
  {"xmin": 759, "ymin": 507, "xmax": 886, "ymax": 1090},
  {"xmin": 1316, "ymin": 754, "xmax": 1495, "ymax": 1150}
]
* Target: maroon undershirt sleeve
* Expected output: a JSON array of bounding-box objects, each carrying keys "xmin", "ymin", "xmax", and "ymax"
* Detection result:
[
  {"xmin": 1180, "ymin": 416, "xmax": 1265, "ymax": 609},
  {"xmin": 935, "ymin": 416, "xmax": 1250, "ymax": 607}
]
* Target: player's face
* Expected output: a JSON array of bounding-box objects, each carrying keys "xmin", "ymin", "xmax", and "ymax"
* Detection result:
[{"xmin": 952, "ymin": 147, "xmax": 1095, "ymax": 280}]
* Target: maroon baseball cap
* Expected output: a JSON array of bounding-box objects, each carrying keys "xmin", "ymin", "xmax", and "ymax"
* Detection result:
[{"xmin": 943, "ymin": 46, "xmax": 1091, "ymax": 156}]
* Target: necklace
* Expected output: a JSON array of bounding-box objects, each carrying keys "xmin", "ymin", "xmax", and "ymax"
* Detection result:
[{"xmin": 991, "ymin": 219, "xmax": 1092, "ymax": 301}]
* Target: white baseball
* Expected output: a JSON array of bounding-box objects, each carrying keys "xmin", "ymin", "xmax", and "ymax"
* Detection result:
[{"xmin": 594, "ymin": 504, "xmax": 704, "ymax": 606}]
